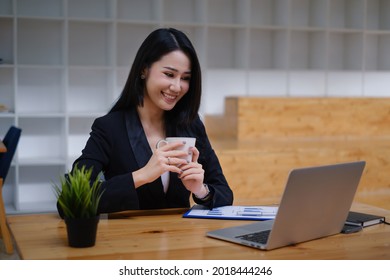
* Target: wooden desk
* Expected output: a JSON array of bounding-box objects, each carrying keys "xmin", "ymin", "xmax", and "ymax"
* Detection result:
[{"xmin": 7, "ymin": 203, "xmax": 390, "ymax": 260}]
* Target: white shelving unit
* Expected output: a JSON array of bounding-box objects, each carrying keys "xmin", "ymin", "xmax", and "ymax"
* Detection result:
[{"xmin": 1, "ymin": 0, "xmax": 390, "ymax": 213}]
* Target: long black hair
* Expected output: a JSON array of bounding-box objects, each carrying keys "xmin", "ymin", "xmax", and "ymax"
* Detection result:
[{"xmin": 110, "ymin": 28, "xmax": 202, "ymax": 127}]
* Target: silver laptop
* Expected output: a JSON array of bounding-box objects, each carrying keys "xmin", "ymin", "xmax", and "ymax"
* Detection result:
[{"xmin": 207, "ymin": 161, "xmax": 366, "ymax": 250}]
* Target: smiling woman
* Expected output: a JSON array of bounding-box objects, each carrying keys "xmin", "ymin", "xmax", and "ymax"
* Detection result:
[
  {"xmin": 57, "ymin": 28, "xmax": 234, "ymax": 217},
  {"xmin": 141, "ymin": 50, "xmax": 191, "ymax": 113}
]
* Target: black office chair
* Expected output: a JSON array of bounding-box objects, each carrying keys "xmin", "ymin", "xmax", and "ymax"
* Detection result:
[{"xmin": 0, "ymin": 126, "xmax": 22, "ymax": 254}]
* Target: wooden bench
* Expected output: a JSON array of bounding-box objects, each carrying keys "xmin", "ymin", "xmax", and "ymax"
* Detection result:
[{"xmin": 205, "ymin": 97, "xmax": 390, "ymax": 209}]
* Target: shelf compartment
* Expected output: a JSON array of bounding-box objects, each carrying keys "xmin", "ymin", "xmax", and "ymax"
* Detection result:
[
  {"xmin": 290, "ymin": 0, "xmax": 327, "ymax": 28},
  {"xmin": 68, "ymin": 68, "xmax": 113, "ymax": 114},
  {"xmin": 68, "ymin": 21, "xmax": 113, "ymax": 66},
  {"xmin": 207, "ymin": 0, "xmax": 247, "ymax": 25},
  {"xmin": 328, "ymin": 0, "xmax": 365, "ymax": 30},
  {"xmin": 68, "ymin": 0, "xmax": 114, "ymax": 20},
  {"xmin": 16, "ymin": 0, "xmax": 63, "ymax": 18},
  {"xmin": 163, "ymin": 0, "xmax": 204, "ymax": 23},
  {"xmin": 204, "ymin": 69, "xmax": 247, "ymax": 114},
  {"xmin": 117, "ymin": 0, "xmax": 158, "ymax": 22},
  {"xmin": 328, "ymin": 31, "xmax": 364, "ymax": 70},
  {"xmin": 365, "ymin": 33, "xmax": 390, "ymax": 71},
  {"xmin": 249, "ymin": 29, "xmax": 288, "ymax": 70},
  {"xmin": 0, "ymin": 68, "xmax": 14, "ymax": 113},
  {"xmin": 0, "ymin": 18, "xmax": 13, "ymax": 64},
  {"xmin": 289, "ymin": 71, "xmax": 326, "ymax": 96},
  {"xmin": 116, "ymin": 67, "xmax": 128, "ymax": 97},
  {"xmin": 116, "ymin": 23, "xmax": 155, "ymax": 67},
  {"xmin": 17, "ymin": 165, "xmax": 65, "ymax": 213},
  {"xmin": 366, "ymin": 0, "xmax": 390, "ymax": 31},
  {"xmin": 327, "ymin": 71, "xmax": 363, "ymax": 96},
  {"xmin": 0, "ymin": 0, "xmax": 13, "ymax": 16},
  {"xmin": 0, "ymin": 119, "xmax": 15, "ymax": 137},
  {"xmin": 207, "ymin": 27, "xmax": 248, "ymax": 69},
  {"xmin": 248, "ymin": 70, "xmax": 288, "ymax": 96},
  {"xmin": 68, "ymin": 116, "xmax": 95, "ymax": 159},
  {"xmin": 250, "ymin": 0, "xmax": 289, "ymax": 27},
  {"xmin": 17, "ymin": 117, "xmax": 66, "ymax": 162},
  {"xmin": 290, "ymin": 30, "xmax": 327, "ymax": 70},
  {"xmin": 17, "ymin": 18, "xmax": 64, "ymax": 65},
  {"xmin": 17, "ymin": 67, "xmax": 64, "ymax": 114},
  {"xmin": 165, "ymin": 25, "xmax": 206, "ymax": 65},
  {"xmin": 364, "ymin": 72, "xmax": 390, "ymax": 96}
]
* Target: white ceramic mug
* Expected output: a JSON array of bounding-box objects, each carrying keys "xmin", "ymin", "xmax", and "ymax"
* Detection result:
[{"xmin": 156, "ymin": 137, "xmax": 196, "ymax": 162}]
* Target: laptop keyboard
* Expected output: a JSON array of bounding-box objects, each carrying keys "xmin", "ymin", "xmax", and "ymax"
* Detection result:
[{"xmin": 236, "ymin": 230, "xmax": 271, "ymax": 244}]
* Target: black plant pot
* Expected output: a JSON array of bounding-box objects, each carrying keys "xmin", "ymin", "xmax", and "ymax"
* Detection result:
[{"xmin": 65, "ymin": 216, "xmax": 100, "ymax": 248}]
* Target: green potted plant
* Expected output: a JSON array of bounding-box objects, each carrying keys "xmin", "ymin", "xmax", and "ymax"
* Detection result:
[{"xmin": 53, "ymin": 164, "xmax": 104, "ymax": 248}]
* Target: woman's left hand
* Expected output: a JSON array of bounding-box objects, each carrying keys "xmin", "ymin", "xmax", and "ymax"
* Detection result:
[{"xmin": 178, "ymin": 146, "xmax": 205, "ymax": 195}]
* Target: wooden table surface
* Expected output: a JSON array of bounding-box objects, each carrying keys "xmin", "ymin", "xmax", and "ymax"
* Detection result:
[{"xmin": 7, "ymin": 202, "xmax": 390, "ymax": 260}]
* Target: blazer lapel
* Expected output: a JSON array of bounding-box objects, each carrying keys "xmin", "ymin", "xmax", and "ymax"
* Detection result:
[
  {"xmin": 125, "ymin": 109, "xmax": 166, "ymax": 198},
  {"xmin": 125, "ymin": 109, "xmax": 152, "ymax": 169}
]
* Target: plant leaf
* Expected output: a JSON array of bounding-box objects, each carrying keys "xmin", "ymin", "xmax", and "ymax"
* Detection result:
[{"xmin": 52, "ymin": 164, "xmax": 104, "ymax": 218}]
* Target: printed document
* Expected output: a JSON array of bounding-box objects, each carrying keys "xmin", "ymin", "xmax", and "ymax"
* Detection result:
[{"xmin": 183, "ymin": 204, "xmax": 278, "ymax": 220}]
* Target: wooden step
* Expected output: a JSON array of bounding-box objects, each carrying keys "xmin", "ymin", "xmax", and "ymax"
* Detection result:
[
  {"xmin": 204, "ymin": 97, "xmax": 390, "ymax": 210},
  {"xmin": 204, "ymin": 97, "xmax": 237, "ymax": 139},
  {"xmin": 205, "ymin": 97, "xmax": 390, "ymax": 140},
  {"xmin": 210, "ymin": 138, "xmax": 390, "ymax": 210}
]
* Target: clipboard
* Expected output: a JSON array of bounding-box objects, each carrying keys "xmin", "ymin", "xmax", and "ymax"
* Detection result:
[{"xmin": 183, "ymin": 204, "xmax": 278, "ymax": 221}]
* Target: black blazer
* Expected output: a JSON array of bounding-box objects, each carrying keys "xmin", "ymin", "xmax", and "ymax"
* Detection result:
[{"xmin": 68, "ymin": 109, "xmax": 233, "ymax": 214}]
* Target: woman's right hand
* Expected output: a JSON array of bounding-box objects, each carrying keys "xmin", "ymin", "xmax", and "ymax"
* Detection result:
[{"xmin": 132, "ymin": 141, "xmax": 188, "ymax": 188}]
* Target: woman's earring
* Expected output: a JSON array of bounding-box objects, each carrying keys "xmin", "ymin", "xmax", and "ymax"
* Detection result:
[{"xmin": 140, "ymin": 74, "xmax": 145, "ymax": 79}]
